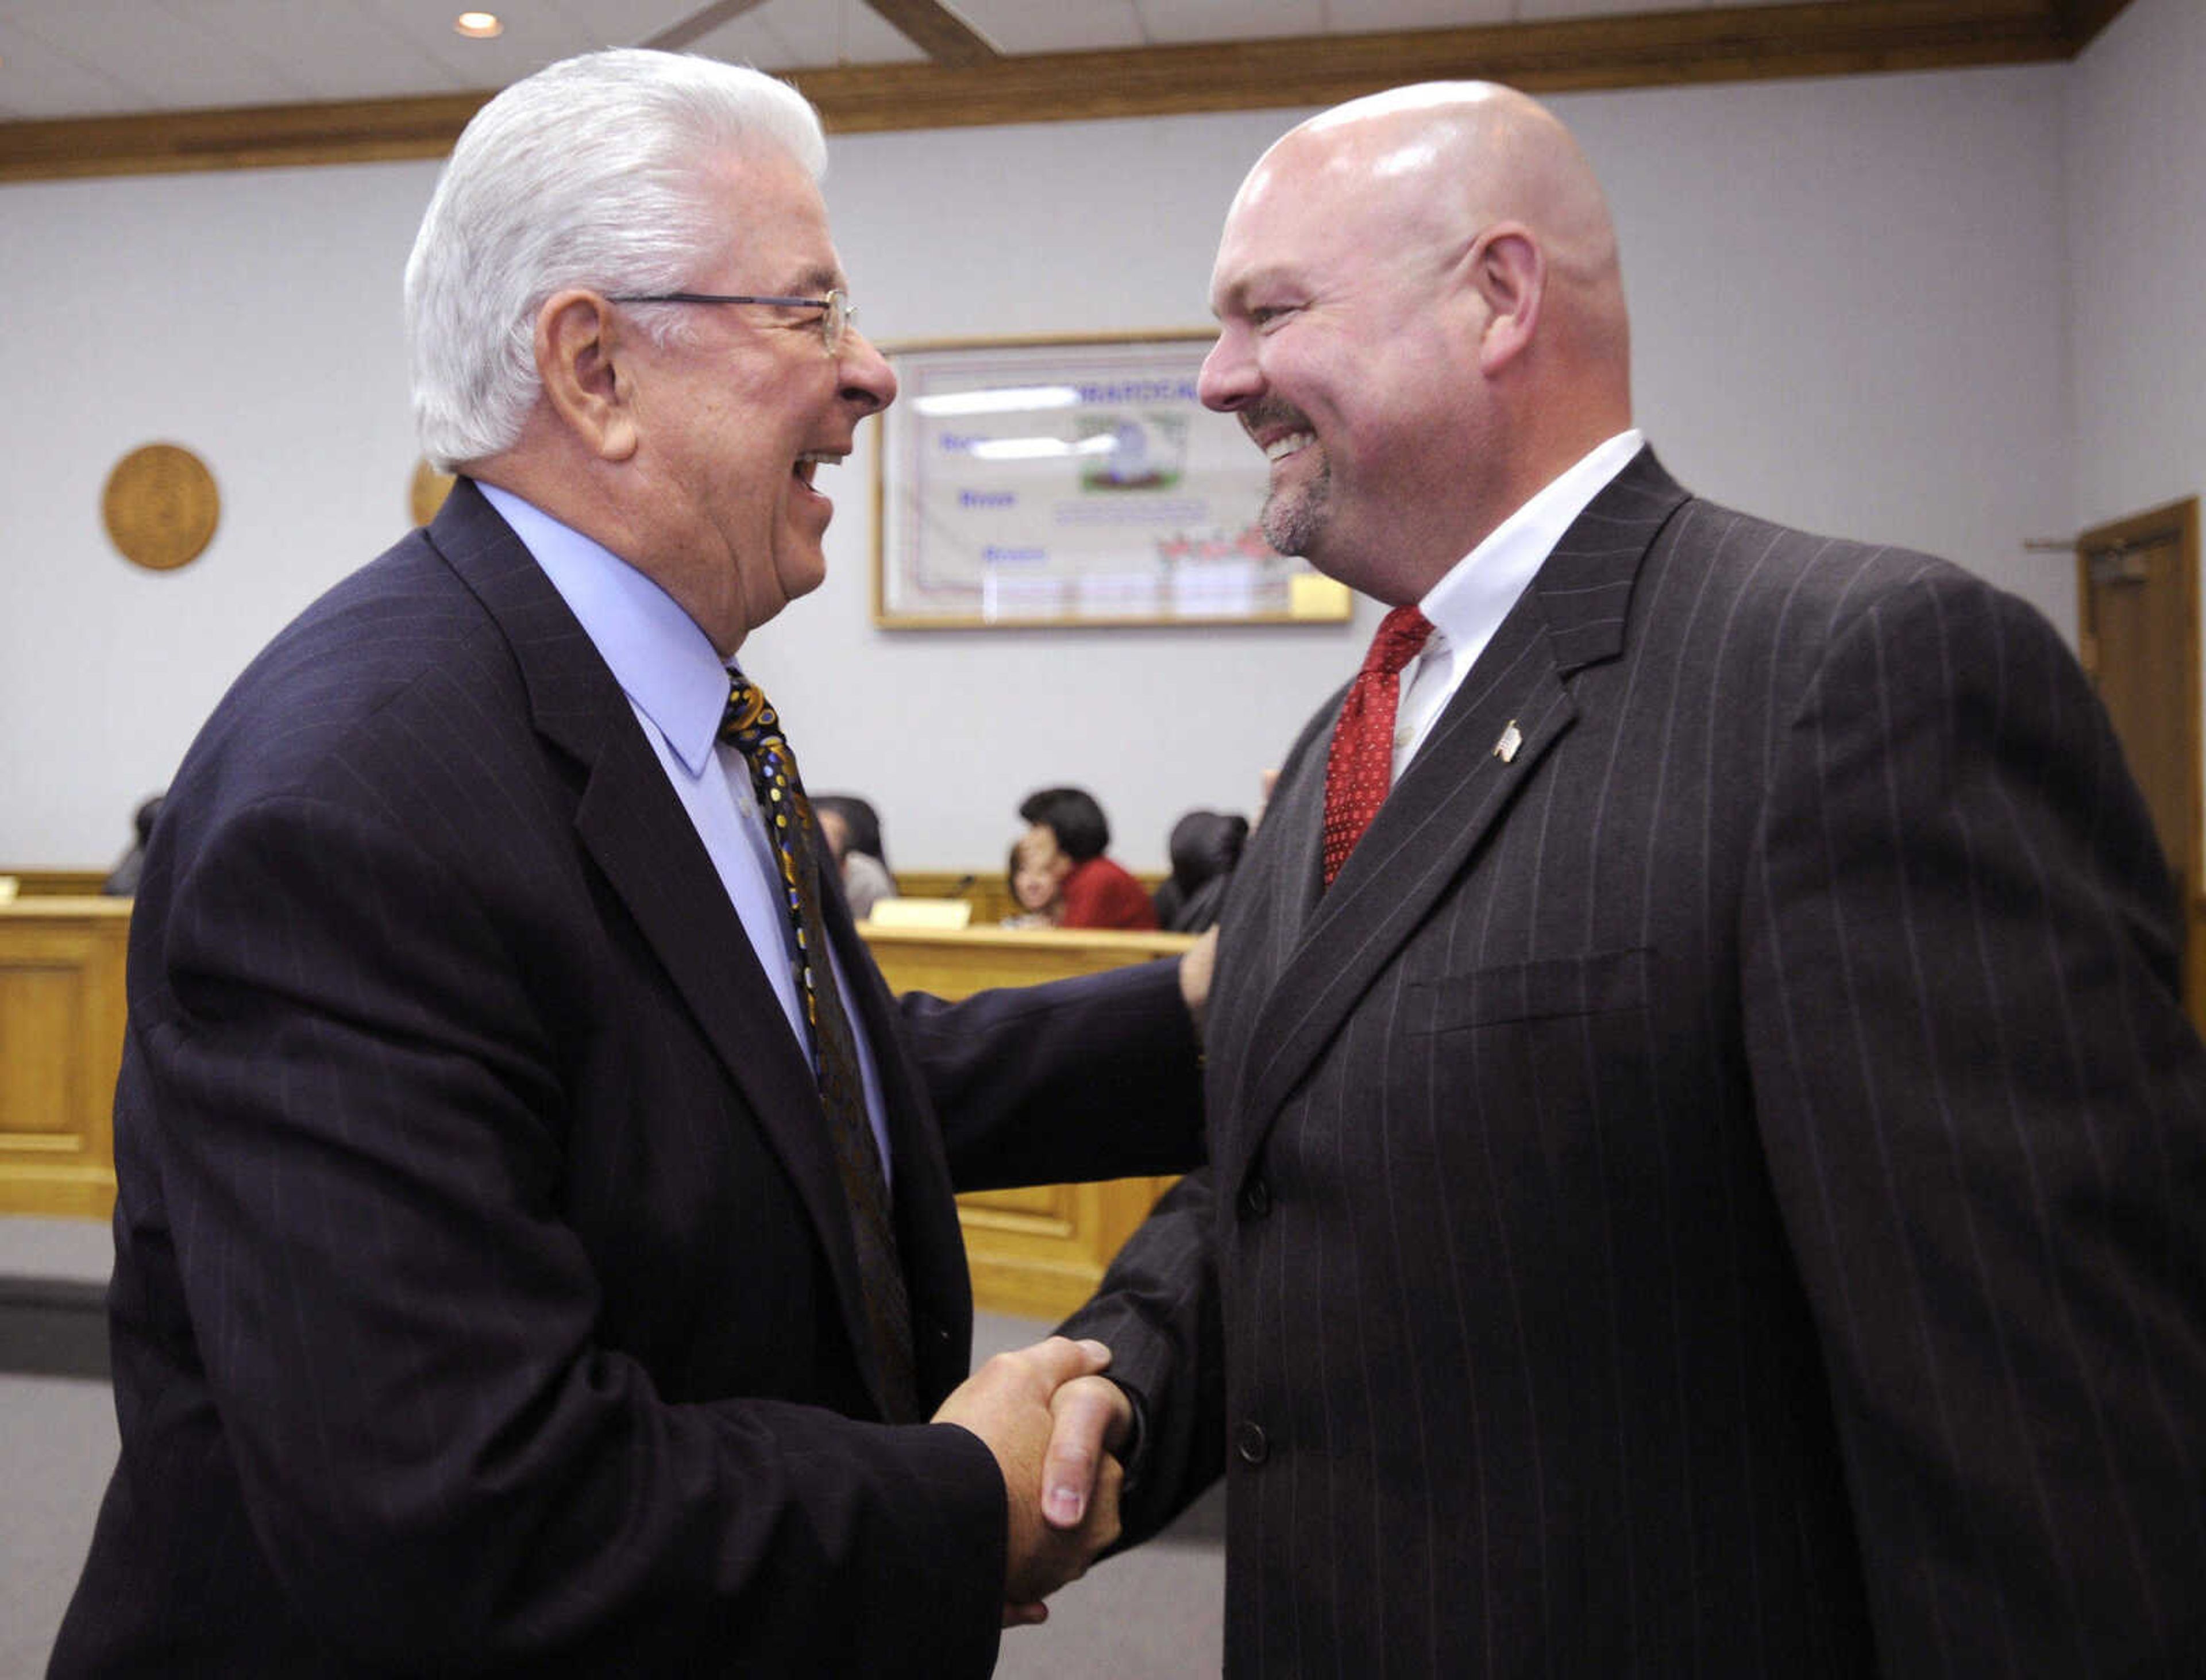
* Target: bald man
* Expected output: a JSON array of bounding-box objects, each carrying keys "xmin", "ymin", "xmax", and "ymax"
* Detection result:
[{"xmin": 1058, "ymin": 83, "xmax": 2206, "ymax": 1674}]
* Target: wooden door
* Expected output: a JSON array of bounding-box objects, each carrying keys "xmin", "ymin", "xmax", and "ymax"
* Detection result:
[{"xmin": 2076, "ymin": 498, "xmax": 2202, "ymax": 1029}]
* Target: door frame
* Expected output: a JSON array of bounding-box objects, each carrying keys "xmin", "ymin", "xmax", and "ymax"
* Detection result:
[{"xmin": 2075, "ymin": 496, "xmax": 2202, "ymax": 1026}]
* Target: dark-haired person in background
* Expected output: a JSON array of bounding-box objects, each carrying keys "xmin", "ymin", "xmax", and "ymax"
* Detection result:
[
  {"xmin": 1016, "ymin": 785, "xmax": 1158, "ymax": 932},
  {"xmin": 813, "ymin": 792, "xmax": 895, "ymax": 920},
  {"xmin": 1150, "ymin": 808, "xmax": 1249, "ymax": 935},
  {"xmin": 100, "ymin": 793, "xmax": 164, "ymax": 896}
]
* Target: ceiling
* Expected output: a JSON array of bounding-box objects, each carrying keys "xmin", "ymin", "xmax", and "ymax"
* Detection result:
[{"xmin": 0, "ymin": 0, "xmax": 2129, "ymax": 182}]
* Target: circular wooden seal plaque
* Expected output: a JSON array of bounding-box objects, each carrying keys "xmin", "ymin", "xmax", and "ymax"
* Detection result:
[{"xmin": 103, "ymin": 443, "xmax": 219, "ymax": 571}]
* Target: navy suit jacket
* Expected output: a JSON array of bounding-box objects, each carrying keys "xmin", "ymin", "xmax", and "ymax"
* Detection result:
[
  {"xmin": 1067, "ymin": 449, "xmax": 2206, "ymax": 1676},
  {"xmin": 54, "ymin": 481, "xmax": 1204, "ymax": 1676}
]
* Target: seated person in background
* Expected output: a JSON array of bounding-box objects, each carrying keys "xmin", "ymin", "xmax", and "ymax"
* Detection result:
[
  {"xmin": 1017, "ymin": 786, "xmax": 1158, "ymax": 932},
  {"xmin": 103, "ymin": 795, "xmax": 165, "ymax": 897},
  {"xmin": 1002, "ymin": 832, "xmax": 1066, "ymax": 929},
  {"xmin": 1150, "ymin": 808, "xmax": 1248, "ymax": 934},
  {"xmin": 813, "ymin": 793, "xmax": 896, "ymax": 920}
]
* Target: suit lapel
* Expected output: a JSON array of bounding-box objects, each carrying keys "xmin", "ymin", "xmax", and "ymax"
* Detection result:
[
  {"xmin": 1220, "ymin": 449, "xmax": 1690, "ymax": 1176},
  {"xmin": 1225, "ymin": 611, "xmax": 1575, "ymax": 1172},
  {"xmin": 425, "ymin": 483, "xmax": 884, "ymax": 1399}
]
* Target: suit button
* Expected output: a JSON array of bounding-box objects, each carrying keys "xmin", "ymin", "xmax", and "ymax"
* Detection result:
[
  {"xmin": 1235, "ymin": 1421, "xmax": 1268, "ymax": 1466},
  {"xmin": 1237, "ymin": 1178, "xmax": 1271, "ymax": 1220}
]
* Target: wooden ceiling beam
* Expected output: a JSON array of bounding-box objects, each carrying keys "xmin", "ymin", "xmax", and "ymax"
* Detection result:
[
  {"xmin": 0, "ymin": 0, "xmax": 2079, "ymax": 184},
  {"xmin": 860, "ymin": 0, "xmax": 1000, "ymax": 67},
  {"xmin": 2052, "ymin": 0, "xmax": 2135, "ymax": 50},
  {"xmin": 795, "ymin": 0, "xmax": 2068, "ymax": 133},
  {"xmin": 640, "ymin": 0, "xmax": 777, "ymax": 53}
]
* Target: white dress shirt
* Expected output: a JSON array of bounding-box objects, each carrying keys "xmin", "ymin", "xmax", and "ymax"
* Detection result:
[{"xmin": 1393, "ymin": 429, "xmax": 1645, "ymax": 780}]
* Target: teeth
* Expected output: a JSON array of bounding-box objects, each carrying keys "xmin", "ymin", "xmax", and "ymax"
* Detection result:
[
  {"xmin": 1264, "ymin": 432, "xmax": 1314, "ymax": 462},
  {"xmin": 793, "ymin": 449, "xmax": 844, "ymax": 488}
]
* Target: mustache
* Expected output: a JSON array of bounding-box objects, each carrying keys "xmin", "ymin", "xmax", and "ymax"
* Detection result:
[{"xmin": 1240, "ymin": 399, "xmax": 1313, "ymax": 444}]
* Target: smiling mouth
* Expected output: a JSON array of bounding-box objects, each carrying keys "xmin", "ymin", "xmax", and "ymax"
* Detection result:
[
  {"xmin": 794, "ymin": 449, "xmax": 846, "ymax": 488},
  {"xmin": 1264, "ymin": 432, "xmax": 1314, "ymax": 463}
]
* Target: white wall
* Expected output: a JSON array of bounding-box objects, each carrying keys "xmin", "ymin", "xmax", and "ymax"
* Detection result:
[
  {"xmin": 2, "ymin": 61, "xmax": 2083, "ymax": 871},
  {"xmin": 2068, "ymin": 0, "xmax": 2206, "ymax": 527},
  {"xmin": 3, "ymin": 160, "xmax": 441, "ymax": 866}
]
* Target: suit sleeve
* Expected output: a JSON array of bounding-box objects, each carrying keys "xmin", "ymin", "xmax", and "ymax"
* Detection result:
[
  {"xmin": 141, "ymin": 791, "xmax": 1006, "ymax": 1675},
  {"xmin": 1055, "ymin": 1166, "xmax": 1231, "ymax": 1540},
  {"xmin": 1741, "ymin": 569, "xmax": 2206, "ymax": 1670},
  {"xmin": 1049, "ymin": 718, "xmax": 1335, "ymax": 1541},
  {"xmin": 901, "ymin": 957, "xmax": 1206, "ymax": 1193}
]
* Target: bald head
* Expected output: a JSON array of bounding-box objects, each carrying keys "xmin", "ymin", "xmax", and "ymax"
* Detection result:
[
  {"xmin": 1252, "ymin": 82, "xmax": 1628, "ymax": 394},
  {"xmin": 1199, "ymin": 82, "xmax": 1633, "ymax": 599}
]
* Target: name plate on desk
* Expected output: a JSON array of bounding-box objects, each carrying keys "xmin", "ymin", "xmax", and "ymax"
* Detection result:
[{"xmin": 863, "ymin": 897, "xmax": 973, "ymax": 930}]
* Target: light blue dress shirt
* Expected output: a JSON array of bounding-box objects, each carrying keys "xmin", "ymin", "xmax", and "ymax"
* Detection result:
[{"xmin": 479, "ymin": 484, "xmax": 894, "ymax": 1184}]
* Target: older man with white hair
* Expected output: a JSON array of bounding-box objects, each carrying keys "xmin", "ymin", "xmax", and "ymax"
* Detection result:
[{"xmin": 53, "ymin": 48, "xmax": 1205, "ymax": 1677}]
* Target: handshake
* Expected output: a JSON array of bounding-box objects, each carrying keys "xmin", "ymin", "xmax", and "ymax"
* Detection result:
[{"xmin": 931, "ymin": 1336, "xmax": 1133, "ymax": 1627}]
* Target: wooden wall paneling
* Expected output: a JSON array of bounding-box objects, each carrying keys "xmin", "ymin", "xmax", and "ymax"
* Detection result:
[
  {"xmin": 863, "ymin": 923, "xmax": 1195, "ymax": 1319},
  {"xmin": 0, "ymin": 900, "xmax": 128, "ymax": 1219},
  {"xmin": 1, "ymin": 870, "xmax": 113, "ymax": 898},
  {"xmin": 0, "ymin": 895, "xmax": 1194, "ymax": 1312}
]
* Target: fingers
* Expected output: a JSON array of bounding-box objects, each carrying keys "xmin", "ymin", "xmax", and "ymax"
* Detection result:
[
  {"xmin": 1042, "ymin": 1374, "xmax": 1133, "ymax": 1530},
  {"xmin": 1011, "ymin": 1335, "xmax": 1112, "ymax": 1394},
  {"xmin": 929, "ymin": 1336, "xmax": 1109, "ymax": 1436},
  {"xmin": 1178, "ymin": 926, "xmax": 1219, "ymax": 1034},
  {"xmin": 928, "ymin": 1336, "xmax": 1126, "ymax": 1616},
  {"xmin": 1009, "ymin": 1451, "xmax": 1121, "ymax": 1610}
]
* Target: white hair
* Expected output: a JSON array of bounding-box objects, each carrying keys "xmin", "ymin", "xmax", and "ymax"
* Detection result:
[{"xmin": 404, "ymin": 49, "xmax": 828, "ymax": 471}]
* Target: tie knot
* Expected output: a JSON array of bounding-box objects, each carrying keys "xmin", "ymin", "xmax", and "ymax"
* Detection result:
[
  {"xmin": 1363, "ymin": 604, "xmax": 1433, "ymax": 678},
  {"xmin": 721, "ymin": 672, "xmax": 780, "ymax": 747}
]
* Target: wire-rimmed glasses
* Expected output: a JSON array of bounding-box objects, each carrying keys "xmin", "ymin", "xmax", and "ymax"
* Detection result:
[{"xmin": 608, "ymin": 288, "xmax": 853, "ymax": 355}]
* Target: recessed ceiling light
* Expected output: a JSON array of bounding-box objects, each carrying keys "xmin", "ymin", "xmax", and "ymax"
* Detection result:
[{"xmin": 454, "ymin": 11, "xmax": 503, "ymax": 38}]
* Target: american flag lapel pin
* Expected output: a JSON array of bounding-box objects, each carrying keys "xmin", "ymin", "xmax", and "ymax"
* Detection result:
[{"xmin": 1493, "ymin": 720, "xmax": 1522, "ymax": 764}]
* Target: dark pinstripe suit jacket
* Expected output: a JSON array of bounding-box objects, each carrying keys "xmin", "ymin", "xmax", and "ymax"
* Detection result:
[
  {"xmin": 52, "ymin": 481, "xmax": 1204, "ymax": 1677},
  {"xmin": 1066, "ymin": 449, "xmax": 2206, "ymax": 1676}
]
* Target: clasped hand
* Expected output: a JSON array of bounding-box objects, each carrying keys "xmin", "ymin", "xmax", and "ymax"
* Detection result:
[{"xmin": 931, "ymin": 1335, "xmax": 1133, "ymax": 1627}]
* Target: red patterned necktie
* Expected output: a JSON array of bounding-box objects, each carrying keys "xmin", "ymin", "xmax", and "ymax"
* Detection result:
[
  {"xmin": 722, "ymin": 672, "xmax": 918, "ymax": 1421},
  {"xmin": 1321, "ymin": 603, "xmax": 1434, "ymax": 887}
]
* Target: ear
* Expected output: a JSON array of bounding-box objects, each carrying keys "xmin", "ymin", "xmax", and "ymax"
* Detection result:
[
  {"xmin": 535, "ymin": 290, "xmax": 640, "ymax": 463},
  {"xmin": 1466, "ymin": 225, "xmax": 1544, "ymax": 378}
]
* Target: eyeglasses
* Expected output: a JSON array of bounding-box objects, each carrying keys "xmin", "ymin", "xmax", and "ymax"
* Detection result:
[{"xmin": 608, "ymin": 288, "xmax": 854, "ymax": 356}]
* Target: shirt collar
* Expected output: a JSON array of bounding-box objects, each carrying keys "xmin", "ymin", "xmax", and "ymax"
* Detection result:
[
  {"xmin": 477, "ymin": 483, "xmax": 729, "ymax": 775},
  {"xmin": 1420, "ymin": 428, "xmax": 1644, "ymax": 655}
]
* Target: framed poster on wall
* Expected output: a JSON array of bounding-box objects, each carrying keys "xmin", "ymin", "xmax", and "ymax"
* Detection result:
[{"xmin": 873, "ymin": 332, "xmax": 1352, "ymax": 629}]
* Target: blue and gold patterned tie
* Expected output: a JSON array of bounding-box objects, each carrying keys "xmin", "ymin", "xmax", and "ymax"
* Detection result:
[{"xmin": 722, "ymin": 671, "xmax": 917, "ymax": 1421}]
